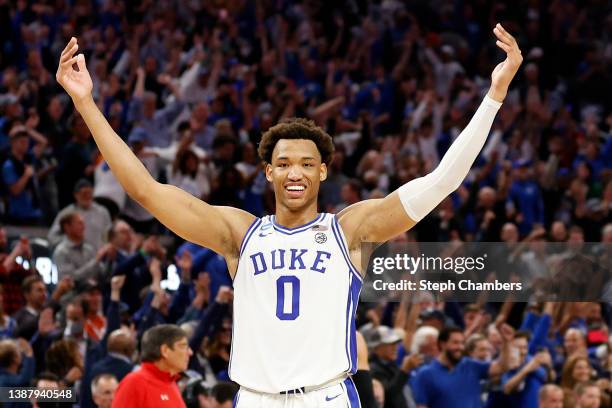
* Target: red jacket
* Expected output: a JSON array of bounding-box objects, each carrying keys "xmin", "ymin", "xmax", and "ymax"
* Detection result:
[{"xmin": 112, "ymin": 362, "xmax": 186, "ymax": 407}]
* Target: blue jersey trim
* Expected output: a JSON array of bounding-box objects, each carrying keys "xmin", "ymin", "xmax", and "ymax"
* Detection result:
[
  {"xmin": 331, "ymin": 216, "xmax": 362, "ymax": 281},
  {"xmin": 344, "ymin": 378, "xmax": 362, "ymax": 407},
  {"xmin": 232, "ymin": 389, "xmax": 240, "ymax": 407},
  {"xmin": 238, "ymin": 217, "xmax": 262, "ymax": 257},
  {"xmin": 343, "ymin": 269, "xmax": 352, "ymax": 372},
  {"xmin": 272, "ymin": 213, "xmax": 325, "ymax": 234}
]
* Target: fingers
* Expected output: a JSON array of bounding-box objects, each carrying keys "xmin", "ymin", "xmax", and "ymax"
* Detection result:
[
  {"xmin": 76, "ymin": 53, "xmax": 87, "ymax": 72},
  {"xmin": 60, "ymin": 41, "xmax": 78, "ymax": 64},
  {"xmin": 495, "ymin": 23, "xmax": 515, "ymax": 42},
  {"xmin": 496, "ymin": 40, "xmax": 511, "ymax": 53},
  {"xmin": 61, "ymin": 55, "xmax": 78, "ymax": 70},
  {"xmin": 493, "ymin": 24, "xmax": 519, "ymax": 50},
  {"xmin": 60, "ymin": 37, "xmax": 77, "ymax": 58},
  {"xmin": 493, "ymin": 23, "xmax": 522, "ymax": 64}
]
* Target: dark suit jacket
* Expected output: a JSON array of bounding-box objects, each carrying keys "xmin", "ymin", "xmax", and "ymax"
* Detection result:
[{"xmin": 80, "ymin": 354, "xmax": 133, "ymax": 408}]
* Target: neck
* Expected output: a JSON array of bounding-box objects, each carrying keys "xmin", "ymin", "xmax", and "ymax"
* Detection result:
[
  {"xmin": 11, "ymin": 151, "xmax": 24, "ymax": 161},
  {"xmin": 153, "ymin": 359, "xmax": 178, "ymax": 377},
  {"xmin": 67, "ymin": 236, "xmax": 82, "ymax": 245},
  {"xmin": 27, "ymin": 302, "xmax": 41, "ymax": 312},
  {"xmin": 439, "ymin": 353, "xmax": 456, "ymax": 368},
  {"xmin": 274, "ymin": 203, "xmax": 318, "ymax": 229},
  {"xmin": 6, "ymin": 363, "xmax": 19, "ymax": 374}
]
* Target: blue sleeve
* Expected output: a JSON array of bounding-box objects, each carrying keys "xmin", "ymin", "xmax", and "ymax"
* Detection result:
[
  {"xmin": 533, "ymin": 366, "xmax": 547, "ymax": 383},
  {"xmin": 137, "ymin": 306, "xmax": 165, "ymax": 337},
  {"xmin": 157, "ymin": 100, "xmax": 186, "ymax": 128},
  {"xmin": 168, "ymin": 282, "xmax": 193, "ymax": 323},
  {"xmin": 133, "ymin": 291, "xmax": 154, "ymax": 323},
  {"xmin": 113, "ymin": 252, "xmax": 147, "ymax": 276},
  {"xmin": 5, "ymin": 356, "xmax": 35, "ymax": 386},
  {"xmin": 189, "ymin": 302, "xmax": 228, "ymax": 356},
  {"xmin": 412, "ymin": 370, "xmax": 431, "ymax": 406},
  {"xmin": 100, "ymin": 300, "xmax": 121, "ymax": 352},
  {"xmin": 520, "ymin": 311, "xmax": 539, "ymax": 332},
  {"xmin": 127, "ymin": 98, "xmax": 143, "ymax": 123},
  {"xmin": 501, "ymin": 369, "xmax": 516, "ymax": 386},
  {"xmin": 2, "ymin": 161, "xmax": 18, "ymax": 185},
  {"xmin": 465, "ymin": 358, "xmax": 491, "ymax": 380},
  {"xmin": 529, "ymin": 314, "xmax": 551, "ymax": 355}
]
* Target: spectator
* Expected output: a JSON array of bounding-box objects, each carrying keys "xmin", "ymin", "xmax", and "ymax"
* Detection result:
[
  {"xmin": 501, "ymin": 331, "xmax": 554, "ymax": 407},
  {"xmin": 206, "ymin": 318, "xmax": 232, "ymax": 379},
  {"xmin": 52, "ymin": 212, "xmax": 109, "ymax": 285},
  {"xmin": 31, "ymin": 372, "xmax": 63, "ymax": 408},
  {"xmin": 1, "ymin": 126, "xmax": 44, "ymax": 224},
  {"xmin": 368, "ymin": 325, "xmax": 421, "ymax": 408},
  {"xmin": 575, "ymin": 381, "xmax": 602, "ymax": 408},
  {"xmin": 56, "ymin": 115, "xmax": 97, "ymax": 209},
  {"xmin": 413, "ymin": 326, "xmax": 514, "ymax": 408},
  {"xmin": 89, "ymin": 328, "xmax": 135, "ymax": 384},
  {"xmin": 91, "ymin": 373, "xmax": 118, "ymax": 408},
  {"xmin": 45, "ymin": 338, "xmax": 83, "ymax": 388},
  {"xmin": 465, "ymin": 334, "xmax": 492, "ymax": 362},
  {"xmin": 508, "ymin": 160, "xmax": 545, "ymax": 236},
  {"xmin": 93, "ymin": 160, "xmax": 126, "ymax": 220},
  {"xmin": 83, "ymin": 281, "xmax": 106, "ymax": 342},
  {"xmin": 167, "ymin": 147, "xmax": 211, "ymax": 201},
  {"xmin": 119, "ymin": 127, "xmax": 161, "ymax": 233},
  {"xmin": 208, "ymin": 382, "xmax": 240, "ymax": 408},
  {"xmin": 48, "ymin": 179, "xmax": 112, "ymax": 250},
  {"xmin": 127, "ymin": 67, "xmax": 185, "ymax": 149},
  {"xmin": 113, "ymin": 324, "xmax": 192, "ymax": 407},
  {"xmin": 410, "ymin": 326, "xmax": 439, "ymax": 363},
  {"xmin": 0, "ymin": 226, "xmax": 34, "ymax": 316},
  {"xmin": 0, "ymin": 284, "xmax": 16, "ymax": 339},
  {"xmin": 561, "ymin": 354, "xmax": 594, "ymax": 392},
  {"xmin": 13, "ymin": 275, "xmax": 47, "ymax": 340},
  {"xmin": 538, "ymin": 384, "xmax": 564, "ymax": 408},
  {"xmin": 0, "ymin": 338, "xmax": 35, "ymax": 389}
]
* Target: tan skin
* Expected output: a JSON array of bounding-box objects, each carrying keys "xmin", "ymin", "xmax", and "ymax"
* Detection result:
[{"xmin": 55, "ymin": 24, "xmax": 521, "ymax": 279}]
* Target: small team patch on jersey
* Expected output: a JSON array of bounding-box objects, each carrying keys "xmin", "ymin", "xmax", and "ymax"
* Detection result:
[{"xmin": 315, "ymin": 232, "xmax": 328, "ymax": 243}]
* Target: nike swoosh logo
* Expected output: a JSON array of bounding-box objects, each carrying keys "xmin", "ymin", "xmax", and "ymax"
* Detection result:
[{"xmin": 325, "ymin": 394, "xmax": 341, "ymax": 401}]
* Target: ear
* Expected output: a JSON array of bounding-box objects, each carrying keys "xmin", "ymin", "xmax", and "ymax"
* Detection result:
[
  {"xmin": 265, "ymin": 163, "xmax": 273, "ymax": 182},
  {"xmin": 319, "ymin": 163, "xmax": 327, "ymax": 182},
  {"xmin": 160, "ymin": 344, "xmax": 169, "ymax": 360}
]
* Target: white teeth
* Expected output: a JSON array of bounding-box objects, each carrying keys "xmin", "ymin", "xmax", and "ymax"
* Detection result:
[{"xmin": 286, "ymin": 186, "xmax": 305, "ymax": 191}]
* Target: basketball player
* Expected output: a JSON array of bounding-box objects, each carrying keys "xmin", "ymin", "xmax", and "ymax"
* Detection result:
[{"xmin": 56, "ymin": 23, "xmax": 522, "ymax": 407}]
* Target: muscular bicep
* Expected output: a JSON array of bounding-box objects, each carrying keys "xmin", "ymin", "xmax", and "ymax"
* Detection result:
[
  {"xmin": 338, "ymin": 192, "xmax": 417, "ymax": 247},
  {"xmin": 139, "ymin": 182, "xmax": 255, "ymax": 259}
]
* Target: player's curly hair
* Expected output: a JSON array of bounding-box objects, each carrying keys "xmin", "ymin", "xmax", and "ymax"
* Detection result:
[{"xmin": 257, "ymin": 118, "xmax": 334, "ymax": 165}]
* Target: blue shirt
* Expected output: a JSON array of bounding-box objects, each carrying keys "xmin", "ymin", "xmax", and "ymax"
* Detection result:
[
  {"xmin": 509, "ymin": 180, "xmax": 544, "ymax": 235},
  {"xmin": 413, "ymin": 358, "xmax": 490, "ymax": 408},
  {"xmin": 501, "ymin": 357, "xmax": 547, "ymax": 408},
  {"xmin": 1, "ymin": 158, "xmax": 41, "ymax": 220}
]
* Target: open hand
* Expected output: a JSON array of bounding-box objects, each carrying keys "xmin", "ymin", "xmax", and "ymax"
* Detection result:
[
  {"xmin": 488, "ymin": 24, "xmax": 523, "ymax": 102},
  {"xmin": 56, "ymin": 37, "xmax": 93, "ymax": 103}
]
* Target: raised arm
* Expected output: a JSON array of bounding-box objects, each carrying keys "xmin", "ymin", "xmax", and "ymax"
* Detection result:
[
  {"xmin": 339, "ymin": 24, "xmax": 523, "ymax": 249},
  {"xmin": 56, "ymin": 38, "xmax": 254, "ymax": 268}
]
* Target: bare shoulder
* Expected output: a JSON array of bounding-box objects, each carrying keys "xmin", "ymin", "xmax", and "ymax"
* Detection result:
[
  {"xmin": 336, "ymin": 199, "xmax": 383, "ymax": 248},
  {"xmin": 336, "ymin": 193, "xmax": 416, "ymax": 245},
  {"xmin": 215, "ymin": 206, "xmax": 258, "ymax": 252}
]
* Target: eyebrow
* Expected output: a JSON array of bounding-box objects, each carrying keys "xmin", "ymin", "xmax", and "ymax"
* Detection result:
[{"xmin": 276, "ymin": 156, "xmax": 317, "ymax": 161}]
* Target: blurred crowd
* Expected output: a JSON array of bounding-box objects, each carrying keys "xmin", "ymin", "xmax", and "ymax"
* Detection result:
[{"xmin": 0, "ymin": 0, "xmax": 610, "ymax": 407}]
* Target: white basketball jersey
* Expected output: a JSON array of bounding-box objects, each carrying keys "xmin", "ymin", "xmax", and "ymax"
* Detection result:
[{"xmin": 229, "ymin": 213, "xmax": 362, "ymax": 393}]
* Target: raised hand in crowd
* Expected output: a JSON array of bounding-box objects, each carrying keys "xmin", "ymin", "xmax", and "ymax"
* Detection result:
[{"xmin": 110, "ymin": 275, "xmax": 126, "ymax": 302}]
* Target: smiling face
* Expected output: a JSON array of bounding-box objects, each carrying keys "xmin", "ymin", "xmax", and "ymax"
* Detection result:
[{"xmin": 265, "ymin": 139, "xmax": 327, "ymax": 212}]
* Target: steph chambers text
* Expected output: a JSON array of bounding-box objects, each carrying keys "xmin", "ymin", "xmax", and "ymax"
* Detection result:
[{"xmin": 372, "ymin": 279, "xmax": 523, "ymax": 292}]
